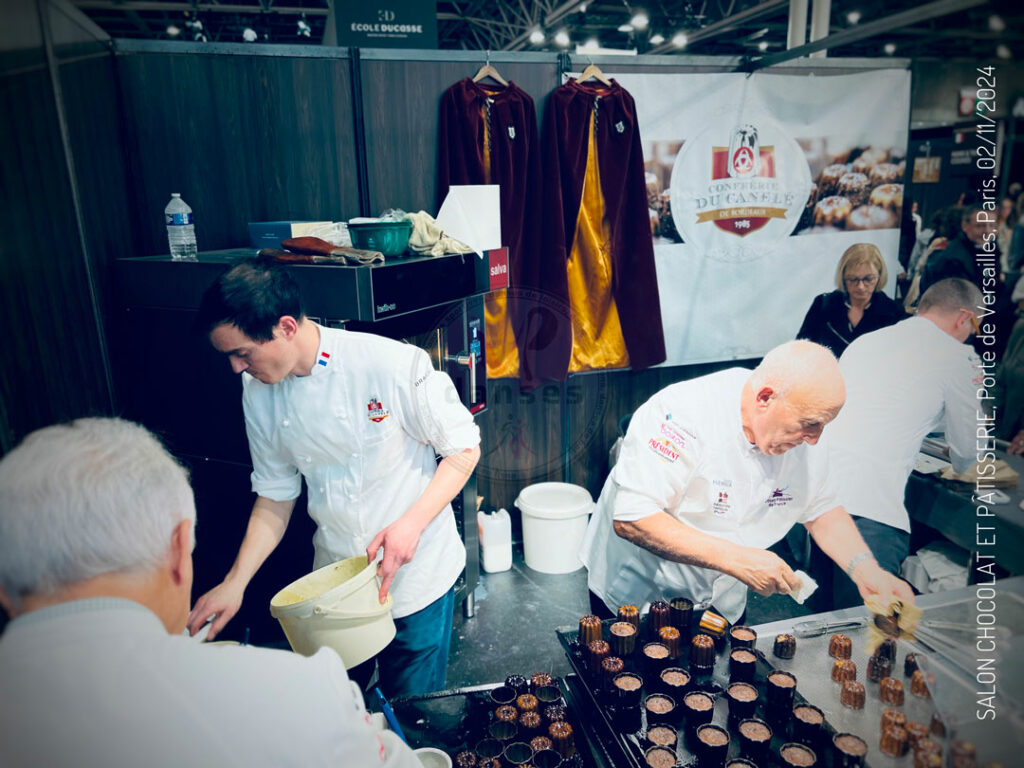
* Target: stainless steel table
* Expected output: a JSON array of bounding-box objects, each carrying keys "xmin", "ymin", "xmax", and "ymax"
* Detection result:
[{"xmin": 752, "ymin": 576, "xmax": 1024, "ymax": 767}]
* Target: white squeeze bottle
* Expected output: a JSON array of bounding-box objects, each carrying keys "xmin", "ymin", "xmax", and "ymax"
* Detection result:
[
  {"xmin": 477, "ymin": 508, "xmax": 512, "ymax": 573},
  {"xmin": 165, "ymin": 193, "xmax": 197, "ymax": 260}
]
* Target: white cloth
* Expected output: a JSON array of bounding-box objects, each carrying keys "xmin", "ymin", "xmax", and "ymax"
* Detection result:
[
  {"xmin": 0, "ymin": 598, "xmax": 420, "ymax": 768},
  {"xmin": 579, "ymin": 368, "xmax": 840, "ymax": 622},
  {"xmin": 827, "ymin": 316, "xmax": 981, "ymax": 533},
  {"xmin": 243, "ymin": 325, "xmax": 480, "ymax": 618}
]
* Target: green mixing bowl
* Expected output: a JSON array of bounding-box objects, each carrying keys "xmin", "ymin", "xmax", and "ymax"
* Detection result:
[{"xmin": 347, "ymin": 219, "xmax": 413, "ymax": 256}]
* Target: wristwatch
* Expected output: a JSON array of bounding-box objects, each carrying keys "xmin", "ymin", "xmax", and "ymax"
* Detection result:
[{"xmin": 845, "ymin": 551, "xmax": 876, "ymax": 577}]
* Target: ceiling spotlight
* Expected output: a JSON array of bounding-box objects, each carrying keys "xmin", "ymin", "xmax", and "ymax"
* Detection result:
[
  {"xmin": 650, "ymin": 33, "xmax": 665, "ymax": 45},
  {"xmin": 555, "ymin": 29, "xmax": 571, "ymax": 47},
  {"xmin": 618, "ymin": 23, "xmax": 634, "ymax": 33},
  {"xmin": 166, "ymin": 24, "xmax": 180, "ymax": 37},
  {"xmin": 583, "ymin": 37, "xmax": 599, "ymax": 50},
  {"xmin": 578, "ymin": 2, "xmax": 587, "ymax": 12},
  {"xmin": 883, "ymin": 42, "xmax": 896, "ymax": 55},
  {"xmin": 989, "ymin": 15, "xmax": 1006, "ymax": 32},
  {"xmin": 297, "ymin": 15, "xmax": 311, "ymax": 37},
  {"xmin": 846, "ymin": 10, "xmax": 861, "ymax": 25},
  {"xmin": 758, "ymin": 40, "xmax": 769, "ymax": 51},
  {"xmin": 997, "ymin": 44, "xmax": 1011, "ymax": 59},
  {"xmin": 529, "ymin": 28, "xmax": 545, "ymax": 44},
  {"xmin": 242, "ymin": 27, "xmax": 258, "ymax": 42},
  {"xmin": 672, "ymin": 31, "xmax": 688, "ymax": 48},
  {"xmin": 631, "ymin": 12, "xmax": 649, "ymax": 31}
]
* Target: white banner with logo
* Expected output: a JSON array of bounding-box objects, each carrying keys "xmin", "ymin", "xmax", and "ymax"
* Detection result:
[{"xmin": 611, "ymin": 69, "xmax": 911, "ymax": 366}]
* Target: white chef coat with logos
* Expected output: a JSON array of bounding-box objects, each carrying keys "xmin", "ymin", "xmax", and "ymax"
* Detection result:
[
  {"xmin": 243, "ymin": 325, "xmax": 480, "ymax": 618},
  {"xmin": 0, "ymin": 598, "xmax": 420, "ymax": 768},
  {"xmin": 579, "ymin": 368, "xmax": 841, "ymax": 622},
  {"xmin": 828, "ymin": 316, "xmax": 981, "ymax": 533}
]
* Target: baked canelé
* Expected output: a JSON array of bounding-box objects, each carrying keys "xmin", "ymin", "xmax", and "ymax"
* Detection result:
[
  {"xmin": 578, "ymin": 615, "xmax": 602, "ymax": 646},
  {"xmin": 828, "ymin": 633, "xmax": 853, "ymax": 659},
  {"xmin": 881, "ymin": 708, "xmax": 907, "ymax": 730},
  {"xmin": 518, "ymin": 710, "xmax": 542, "ymax": 736},
  {"xmin": 600, "ymin": 656, "xmax": 625, "ymax": 689},
  {"xmin": 773, "ymin": 633, "xmax": 797, "ymax": 659},
  {"xmin": 658, "ymin": 626, "xmax": 681, "ymax": 658},
  {"xmin": 543, "ymin": 704, "xmax": 567, "ymax": 724},
  {"xmin": 831, "ymin": 659, "xmax": 857, "ymax": 683},
  {"xmin": 867, "ymin": 653, "xmax": 892, "ymax": 682},
  {"xmin": 779, "ymin": 742, "xmax": 818, "ymax": 767},
  {"xmin": 738, "ymin": 718, "xmax": 772, "ymax": 760},
  {"xmin": 904, "ymin": 721, "xmax": 929, "ymax": 749},
  {"xmin": 648, "ymin": 600, "xmax": 672, "ymax": 637},
  {"xmin": 914, "ymin": 738, "xmax": 942, "ymax": 761},
  {"xmin": 814, "ymin": 196, "xmax": 853, "ymax": 227},
  {"xmin": 904, "ymin": 652, "xmax": 920, "ymax": 677},
  {"xmin": 454, "ymin": 751, "xmax": 478, "ymax": 768},
  {"xmin": 495, "ymin": 704, "xmax": 518, "ymax": 722},
  {"xmin": 870, "ymin": 162, "xmax": 901, "ymax": 186},
  {"xmin": 505, "ymin": 674, "xmax": 529, "ymax": 694},
  {"xmin": 840, "ymin": 681, "xmax": 866, "ymax": 709},
  {"xmin": 910, "ymin": 669, "xmax": 933, "ymax": 698},
  {"xmin": 548, "ymin": 721, "xmax": 575, "ymax": 758},
  {"xmin": 838, "ymin": 171, "xmax": 870, "ymax": 206},
  {"xmin": 869, "ymin": 182, "xmax": 903, "ymax": 212},
  {"xmin": 730, "ymin": 648, "xmax": 757, "ymax": 682},
  {"xmin": 833, "ymin": 732, "xmax": 868, "ymax": 768},
  {"xmin": 877, "ymin": 637, "xmax": 898, "ymax": 663},
  {"xmin": 950, "ymin": 740, "xmax": 976, "ymax": 767},
  {"xmin": 880, "ymin": 676, "xmax": 905, "ymax": 705},
  {"xmin": 881, "ymin": 725, "xmax": 909, "ymax": 757},
  {"xmin": 587, "ymin": 640, "xmax": 610, "ymax": 674},
  {"xmin": 618, "ymin": 604, "xmax": 640, "ymax": 629},
  {"xmin": 530, "ymin": 672, "xmax": 554, "ymax": 690},
  {"xmin": 914, "ymin": 754, "xmax": 942, "ymax": 768},
  {"xmin": 847, "ymin": 204, "xmax": 898, "ymax": 230},
  {"xmin": 516, "ymin": 693, "xmax": 538, "ymax": 713},
  {"xmin": 820, "ymin": 163, "xmax": 848, "ymax": 196},
  {"xmin": 698, "ymin": 609, "xmax": 729, "ymax": 639},
  {"xmin": 730, "ymin": 625, "xmax": 757, "ymax": 649},
  {"xmin": 610, "ymin": 621, "xmax": 638, "ymax": 656},
  {"xmin": 530, "ymin": 735, "xmax": 553, "ymax": 753},
  {"xmin": 929, "ymin": 713, "xmax": 946, "ymax": 737},
  {"xmin": 691, "ymin": 633, "xmax": 716, "ymax": 670}
]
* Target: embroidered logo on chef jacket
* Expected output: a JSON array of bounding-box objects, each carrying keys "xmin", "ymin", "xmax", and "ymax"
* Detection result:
[
  {"xmin": 508, "ymin": 125, "xmax": 516, "ymax": 140},
  {"xmin": 647, "ymin": 437, "xmax": 681, "ymax": 462},
  {"xmin": 713, "ymin": 491, "xmax": 731, "ymax": 516},
  {"xmin": 366, "ymin": 397, "xmax": 390, "ymax": 423},
  {"xmin": 615, "ymin": 120, "xmax": 625, "ymax": 134},
  {"xmin": 765, "ymin": 487, "xmax": 793, "ymax": 508},
  {"xmin": 317, "ymin": 351, "xmax": 331, "ymax": 367}
]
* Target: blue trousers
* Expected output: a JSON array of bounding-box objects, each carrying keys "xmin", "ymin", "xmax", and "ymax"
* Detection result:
[{"xmin": 350, "ymin": 586, "xmax": 455, "ymax": 697}]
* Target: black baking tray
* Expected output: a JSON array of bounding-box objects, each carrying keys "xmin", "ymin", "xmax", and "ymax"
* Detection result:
[
  {"xmin": 557, "ymin": 616, "xmax": 876, "ymax": 768},
  {"xmin": 389, "ymin": 676, "xmax": 607, "ymax": 766}
]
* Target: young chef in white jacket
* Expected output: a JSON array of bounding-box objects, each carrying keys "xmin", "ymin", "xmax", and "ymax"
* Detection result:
[
  {"xmin": 580, "ymin": 340, "xmax": 915, "ymax": 622},
  {"xmin": 189, "ymin": 258, "xmax": 481, "ymax": 696},
  {"xmin": 0, "ymin": 418, "xmax": 419, "ymax": 768}
]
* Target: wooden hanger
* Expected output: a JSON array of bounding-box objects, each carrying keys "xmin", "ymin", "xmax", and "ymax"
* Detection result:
[
  {"xmin": 577, "ymin": 58, "xmax": 611, "ymax": 86},
  {"xmin": 472, "ymin": 50, "xmax": 508, "ymax": 86}
]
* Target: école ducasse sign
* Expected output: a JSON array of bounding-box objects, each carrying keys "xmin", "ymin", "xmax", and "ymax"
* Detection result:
[{"xmin": 337, "ymin": 0, "xmax": 438, "ymax": 49}]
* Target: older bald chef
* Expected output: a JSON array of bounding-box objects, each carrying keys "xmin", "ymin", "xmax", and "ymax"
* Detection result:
[
  {"xmin": 580, "ymin": 340, "xmax": 914, "ymax": 621},
  {"xmin": 188, "ymin": 258, "xmax": 480, "ymax": 697}
]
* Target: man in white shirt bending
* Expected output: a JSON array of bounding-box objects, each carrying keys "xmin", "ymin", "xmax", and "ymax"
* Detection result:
[{"xmin": 0, "ymin": 417, "xmax": 418, "ymax": 768}]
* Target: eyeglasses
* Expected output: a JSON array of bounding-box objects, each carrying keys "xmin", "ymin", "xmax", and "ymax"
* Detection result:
[
  {"xmin": 960, "ymin": 308, "xmax": 981, "ymax": 335},
  {"xmin": 844, "ymin": 275, "xmax": 879, "ymax": 287}
]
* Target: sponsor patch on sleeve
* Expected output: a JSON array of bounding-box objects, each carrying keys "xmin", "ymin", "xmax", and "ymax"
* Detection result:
[{"xmin": 647, "ymin": 437, "xmax": 681, "ymax": 462}]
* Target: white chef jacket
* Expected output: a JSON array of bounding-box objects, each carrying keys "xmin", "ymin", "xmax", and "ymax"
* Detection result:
[
  {"xmin": 243, "ymin": 325, "xmax": 480, "ymax": 618},
  {"xmin": 828, "ymin": 316, "xmax": 981, "ymax": 533},
  {"xmin": 0, "ymin": 598, "xmax": 420, "ymax": 768},
  {"xmin": 579, "ymin": 368, "xmax": 841, "ymax": 622}
]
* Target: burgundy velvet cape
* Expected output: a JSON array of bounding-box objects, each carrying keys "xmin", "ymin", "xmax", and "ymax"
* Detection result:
[
  {"xmin": 534, "ymin": 79, "xmax": 667, "ymax": 383},
  {"xmin": 436, "ymin": 78, "xmax": 544, "ymax": 389}
]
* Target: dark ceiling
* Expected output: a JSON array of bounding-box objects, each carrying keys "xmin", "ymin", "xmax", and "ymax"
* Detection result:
[{"xmin": 71, "ymin": 0, "xmax": 1020, "ymax": 62}]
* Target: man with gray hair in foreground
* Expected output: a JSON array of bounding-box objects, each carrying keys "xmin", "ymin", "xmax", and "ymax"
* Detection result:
[
  {"xmin": 0, "ymin": 418, "xmax": 418, "ymax": 768},
  {"xmin": 581, "ymin": 340, "xmax": 914, "ymax": 621}
]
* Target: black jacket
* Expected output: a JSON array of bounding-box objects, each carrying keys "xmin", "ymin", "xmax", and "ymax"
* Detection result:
[{"xmin": 796, "ymin": 290, "xmax": 906, "ymax": 358}]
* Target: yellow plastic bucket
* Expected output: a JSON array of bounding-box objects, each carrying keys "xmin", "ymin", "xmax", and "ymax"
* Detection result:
[{"xmin": 269, "ymin": 556, "xmax": 396, "ymax": 668}]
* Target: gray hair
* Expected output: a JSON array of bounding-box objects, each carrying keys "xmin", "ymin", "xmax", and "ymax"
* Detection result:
[
  {"xmin": 0, "ymin": 418, "xmax": 195, "ymax": 605},
  {"xmin": 750, "ymin": 340, "xmax": 839, "ymax": 399},
  {"xmin": 917, "ymin": 278, "xmax": 983, "ymax": 315}
]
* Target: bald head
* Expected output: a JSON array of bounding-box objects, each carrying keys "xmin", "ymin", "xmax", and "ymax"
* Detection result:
[{"xmin": 742, "ymin": 341, "xmax": 845, "ymax": 455}]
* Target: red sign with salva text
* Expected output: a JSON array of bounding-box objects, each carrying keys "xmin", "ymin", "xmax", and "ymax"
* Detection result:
[{"xmin": 488, "ymin": 247, "xmax": 509, "ymax": 291}]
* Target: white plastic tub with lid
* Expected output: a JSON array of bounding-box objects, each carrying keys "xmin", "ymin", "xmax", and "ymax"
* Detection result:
[{"xmin": 514, "ymin": 482, "xmax": 594, "ymax": 574}]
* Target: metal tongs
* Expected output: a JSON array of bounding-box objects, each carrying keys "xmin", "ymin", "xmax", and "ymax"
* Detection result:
[{"xmin": 792, "ymin": 617, "xmax": 868, "ymax": 638}]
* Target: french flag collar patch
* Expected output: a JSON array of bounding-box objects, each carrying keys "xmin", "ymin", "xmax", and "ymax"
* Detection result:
[{"xmin": 317, "ymin": 351, "xmax": 331, "ymax": 367}]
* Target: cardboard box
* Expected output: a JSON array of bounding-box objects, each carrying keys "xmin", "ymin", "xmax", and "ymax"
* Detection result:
[{"xmin": 248, "ymin": 221, "xmax": 333, "ymax": 249}]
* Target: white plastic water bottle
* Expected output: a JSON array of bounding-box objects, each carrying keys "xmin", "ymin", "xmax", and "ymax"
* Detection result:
[{"xmin": 165, "ymin": 193, "xmax": 197, "ymax": 260}]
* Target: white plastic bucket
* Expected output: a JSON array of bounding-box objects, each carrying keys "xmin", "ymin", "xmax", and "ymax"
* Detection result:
[
  {"xmin": 515, "ymin": 482, "xmax": 594, "ymax": 574},
  {"xmin": 269, "ymin": 556, "xmax": 396, "ymax": 668}
]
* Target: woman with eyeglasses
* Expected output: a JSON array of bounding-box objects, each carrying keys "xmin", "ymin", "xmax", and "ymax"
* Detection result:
[{"xmin": 796, "ymin": 242, "xmax": 906, "ymax": 358}]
